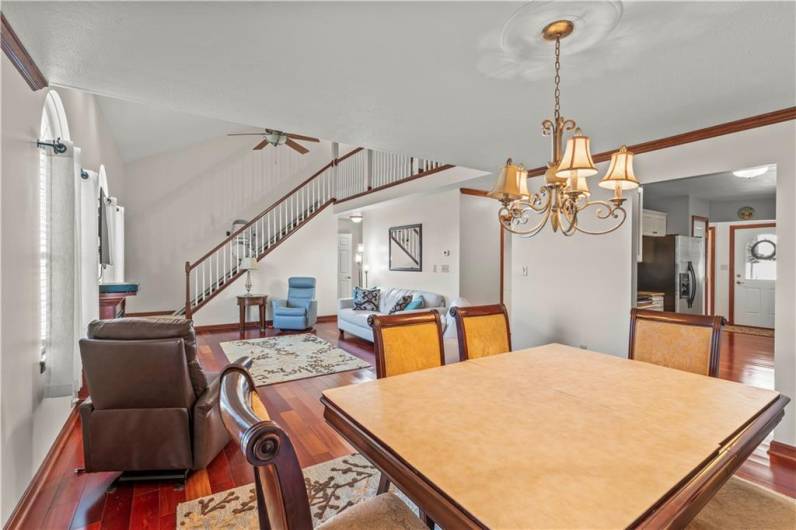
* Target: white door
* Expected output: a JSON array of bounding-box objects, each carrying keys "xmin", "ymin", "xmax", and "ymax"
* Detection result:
[
  {"xmin": 337, "ymin": 234, "xmax": 353, "ymax": 298},
  {"xmin": 733, "ymin": 225, "xmax": 776, "ymax": 327}
]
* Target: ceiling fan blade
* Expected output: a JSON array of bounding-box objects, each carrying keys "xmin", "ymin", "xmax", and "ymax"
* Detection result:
[
  {"xmin": 253, "ymin": 138, "xmax": 271, "ymax": 150},
  {"xmin": 285, "ymin": 133, "xmax": 320, "ymax": 143},
  {"xmin": 285, "ymin": 138, "xmax": 310, "ymax": 154},
  {"xmin": 228, "ymin": 132, "xmax": 267, "ymax": 136}
]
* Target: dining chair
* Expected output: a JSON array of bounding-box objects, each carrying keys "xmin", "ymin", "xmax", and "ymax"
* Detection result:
[
  {"xmin": 368, "ymin": 310, "xmax": 446, "ymax": 378},
  {"xmin": 218, "ymin": 357, "xmax": 428, "ymax": 530},
  {"xmin": 628, "ymin": 308, "xmax": 725, "ymax": 376},
  {"xmin": 449, "ymin": 303, "xmax": 512, "ymax": 361},
  {"xmin": 367, "ymin": 311, "xmax": 443, "ymax": 527}
]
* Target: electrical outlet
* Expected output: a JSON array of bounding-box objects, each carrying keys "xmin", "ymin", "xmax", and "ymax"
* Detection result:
[
  {"xmin": 521, "ymin": 265, "xmax": 528, "ymax": 276},
  {"xmin": 579, "ymin": 345, "xmax": 588, "ymax": 350},
  {"xmin": 440, "ymin": 264, "xmax": 450, "ymax": 273}
]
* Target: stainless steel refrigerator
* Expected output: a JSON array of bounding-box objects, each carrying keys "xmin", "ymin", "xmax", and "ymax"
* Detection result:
[{"xmin": 638, "ymin": 235, "xmax": 705, "ymax": 314}]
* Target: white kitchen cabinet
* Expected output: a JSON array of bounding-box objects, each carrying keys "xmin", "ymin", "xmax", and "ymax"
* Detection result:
[{"xmin": 642, "ymin": 209, "xmax": 667, "ymax": 237}]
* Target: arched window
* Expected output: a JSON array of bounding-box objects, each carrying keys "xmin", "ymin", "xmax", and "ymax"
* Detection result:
[{"xmin": 39, "ymin": 90, "xmax": 70, "ymax": 366}]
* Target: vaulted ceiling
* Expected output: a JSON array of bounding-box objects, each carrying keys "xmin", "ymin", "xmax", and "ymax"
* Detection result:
[{"xmin": 4, "ymin": 1, "xmax": 794, "ymax": 172}]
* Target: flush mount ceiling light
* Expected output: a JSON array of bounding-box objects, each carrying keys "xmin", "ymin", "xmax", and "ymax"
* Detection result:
[
  {"xmin": 733, "ymin": 166, "xmax": 768, "ymax": 179},
  {"xmin": 349, "ymin": 213, "xmax": 363, "ymax": 223},
  {"xmin": 488, "ymin": 19, "xmax": 638, "ymax": 237}
]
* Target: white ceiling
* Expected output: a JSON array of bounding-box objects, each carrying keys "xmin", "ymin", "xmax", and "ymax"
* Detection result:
[
  {"xmin": 95, "ymin": 95, "xmax": 251, "ymax": 162},
  {"xmin": 4, "ymin": 1, "xmax": 795, "ymax": 173},
  {"xmin": 642, "ymin": 164, "xmax": 777, "ymax": 201}
]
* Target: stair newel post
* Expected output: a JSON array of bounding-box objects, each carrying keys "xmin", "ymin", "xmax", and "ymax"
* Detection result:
[{"xmin": 184, "ymin": 261, "xmax": 193, "ymax": 320}]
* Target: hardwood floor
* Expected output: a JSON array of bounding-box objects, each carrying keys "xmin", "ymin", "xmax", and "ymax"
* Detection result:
[{"xmin": 7, "ymin": 324, "xmax": 793, "ymax": 529}]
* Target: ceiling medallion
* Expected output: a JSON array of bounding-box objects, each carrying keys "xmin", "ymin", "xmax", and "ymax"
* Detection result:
[{"xmin": 488, "ymin": 20, "xmax": 639, "ymax": 238}]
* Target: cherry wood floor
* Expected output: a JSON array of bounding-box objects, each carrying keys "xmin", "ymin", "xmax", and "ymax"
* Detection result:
[{"xmin": 9, "ymin": 324, "xmax": 794, "ymax": 529}]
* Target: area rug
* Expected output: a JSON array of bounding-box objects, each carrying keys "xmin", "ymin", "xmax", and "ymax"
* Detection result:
[
  {"xmin": 723, "ymin": 325, "xmax": 775, "ymax": 338},
  {"xmin": 175, "ymin": 453, "xmax": 416, "ymax": 529},
  {"xmin": 220, "ymin": 334, "xmax": 370, "ymax": 386},
  {"xmin": 176, "ymin": 454, "xmax": 795, "ymax": 530}
]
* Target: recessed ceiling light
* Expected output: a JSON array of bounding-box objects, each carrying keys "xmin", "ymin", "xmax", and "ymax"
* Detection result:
[{"xmin": 733, "ymin": 166, "xmax": 768, "ymax": 179}]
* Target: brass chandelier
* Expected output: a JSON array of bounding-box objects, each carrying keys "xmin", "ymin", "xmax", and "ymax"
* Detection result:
[{"xmin": 489, "ymin": 20, "xmax": 639, "ymax": 237}]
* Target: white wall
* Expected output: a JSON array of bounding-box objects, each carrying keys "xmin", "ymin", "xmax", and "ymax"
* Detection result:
[
  {"xmin": 710, "ymin": 196, "xmax": 776, "ymax": 222},
  {"xmin": 0, "ymin": 54, "xmax": 126, "ymax": 522},
  {"xmin": 459, "ymin": 194, "xmax": 501, "ymax": 305},
  {"xmin": 362, "ymin": 189, "xmax": 460, "ymax": 303},
  {"xmin": 711, "ymin": 219, "xmax": 776, "ymax": 321},
  {"xmin": 192, "ymin": 207, "xmax": 339, "ymax": 326},
  {"xmin": 510, "ymin": 181, "xmax": 634, "ymax": 357},
  {"xmin": 121, "ymin": 136, "xmax": 333, "ymax": 313},
  {"xmin": 632, "ymin": 121, "xmax": 795, "ymax": 446}
]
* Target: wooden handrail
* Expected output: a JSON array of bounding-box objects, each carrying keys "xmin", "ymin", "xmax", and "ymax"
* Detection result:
[
  {"xmin": 188, "ymin": 147, "xmax": 362, "ymax": 270},
  {"xmin": 188, "ymin": 199, "xmax": 335, "ymax": 315}
]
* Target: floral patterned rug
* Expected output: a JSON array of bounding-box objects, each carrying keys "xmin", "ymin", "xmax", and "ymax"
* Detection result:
[
  {"xmin": 220, "ymin": 334, "xmax": 370, "ymax": 386},
  {"xmin": 175, "ymin": 453, "xmax": 414, "ymax": 529}
]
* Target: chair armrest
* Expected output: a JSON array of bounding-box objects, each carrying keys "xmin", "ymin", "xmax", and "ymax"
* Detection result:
[
  {"xmin": 291, "ymin": 299, "xmax": 318, "ymax": 322},
  {"xmin": 193, "ymin": 372, "xmax": 221, "ymax": 416},
  {"xmin": 271, "ymin": 298, "xmax": 287, "ymax": 312},
  {"xmin": 338, "ymin": 297, "xmax": 354, "ymax": 310}
]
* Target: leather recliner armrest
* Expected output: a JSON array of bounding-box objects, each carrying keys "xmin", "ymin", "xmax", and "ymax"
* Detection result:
[{"xmin": 191, "ymin": 372, "xmax": 229, "ymax": 469}]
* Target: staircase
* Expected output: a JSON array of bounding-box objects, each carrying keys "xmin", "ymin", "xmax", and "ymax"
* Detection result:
[{"xmin": 179, "ymin": 146, "xmax": 452, "ymax": 318}]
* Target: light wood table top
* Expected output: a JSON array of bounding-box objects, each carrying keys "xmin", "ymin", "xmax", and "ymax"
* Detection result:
[{"xmin": 321, "ymin": 343, "xmax": 786, "ymax": 529}]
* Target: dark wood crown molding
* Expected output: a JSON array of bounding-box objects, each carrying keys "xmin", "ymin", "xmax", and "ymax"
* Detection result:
[
  {"xmin": 1, "ymin": 13, "xmax": 47, "ymax": 91},
  {"xmin": 525, "ymin": 106, "xmax": 796, "ymax": 178}
]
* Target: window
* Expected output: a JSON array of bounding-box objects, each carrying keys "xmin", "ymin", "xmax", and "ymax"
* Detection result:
[
  {"xmin": 745, "ymin": 233, "xmax": 776, "ymax": 281},
  {"xmin": 39, "ymin": 90, "xmax": 70, "ymax": 370}
]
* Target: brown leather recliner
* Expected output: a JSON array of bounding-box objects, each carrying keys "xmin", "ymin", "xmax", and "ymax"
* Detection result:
[{"xmin": 78, "ymin": 317, "xmax": 229, "ymax": 473}]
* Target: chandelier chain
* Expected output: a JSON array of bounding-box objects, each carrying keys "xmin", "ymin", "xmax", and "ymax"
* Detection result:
[{"xmin": 554, "ymin": 36, "xmax": 561, "ymax": 121}]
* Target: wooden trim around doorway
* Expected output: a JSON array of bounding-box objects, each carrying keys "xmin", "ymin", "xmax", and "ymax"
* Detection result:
[
  {"xmin": 728, "ymin": 222, "xmax": 776, "ymax": 325},
  {"xmin": 708, "ymin": 226, "xmax": 716, "ymax": 316}
]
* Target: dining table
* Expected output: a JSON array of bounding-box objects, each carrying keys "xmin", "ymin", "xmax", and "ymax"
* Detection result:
[{"xmin": 320, "ymin": 343, "xmax": 788, "ymax": 529}]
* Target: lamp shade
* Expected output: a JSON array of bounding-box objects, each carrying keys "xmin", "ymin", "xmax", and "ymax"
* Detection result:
[
  {"xmin": 240, "ymin": 257, "xmax": 258, "ymax": 270},
  {"xmin": 564, "ymin": 176, "xmax": 590, "ymax": 197},
  {"xmin": 488, "ymin": 160, "xmax": 528, "ymax": 202},
  {"xmin": 556, "ymin": 130, "xmax": 597, "ymax": 179},
  {"xmin": 598, "ymin": 146, "xmax": 640, "ymax": 190}
]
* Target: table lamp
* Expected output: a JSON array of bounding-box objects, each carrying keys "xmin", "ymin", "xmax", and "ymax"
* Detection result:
[{"xmin": 240, "ymin": 257, "xmax": 258, "ymax": 294}]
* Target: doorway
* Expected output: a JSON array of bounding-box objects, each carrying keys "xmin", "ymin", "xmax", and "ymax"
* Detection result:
[
  {"xmin": 337, "ymin": 233, "xmax": 353, "ymax": 299},
  {"xmin": 633, "ymin": 163, "xmax": 777, "ymax": 390}
]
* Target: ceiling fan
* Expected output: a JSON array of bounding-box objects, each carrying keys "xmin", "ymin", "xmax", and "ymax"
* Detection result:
[{"xmin": 227, "ymin": 128, "xmax": 320, "ymax": 154}]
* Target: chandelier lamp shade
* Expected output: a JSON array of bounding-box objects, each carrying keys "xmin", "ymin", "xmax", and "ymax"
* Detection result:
[{"xmin": 489, "ymin": 20, "xmax": 639, "ymax": 237}]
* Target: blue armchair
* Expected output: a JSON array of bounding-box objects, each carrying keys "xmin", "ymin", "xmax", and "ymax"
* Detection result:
[{"xmin": 272, "ymin": 277, "xmax": 318, "ymax": 331}]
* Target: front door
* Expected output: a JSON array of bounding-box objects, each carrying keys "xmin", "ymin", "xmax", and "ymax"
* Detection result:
[
  {"xmin": 337, "ymin": 233, "xmax": 353, "ymax": 299},
  {"xmin": 732, "ymin": 224, "xmax": 776, "ymax": 327}
]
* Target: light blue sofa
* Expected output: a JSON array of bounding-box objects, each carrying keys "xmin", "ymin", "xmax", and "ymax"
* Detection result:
[
  {"xmin": 271, "ymin": 277, "xmax": 318, "ymax": 331},
  {"xmin": 337, "ymin": 287, "xmax": 446, "ymax": 342}
]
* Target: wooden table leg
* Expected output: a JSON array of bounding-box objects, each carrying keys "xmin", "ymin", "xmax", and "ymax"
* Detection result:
[
  {"xmin": 239, "ymin": 304, "xmax": 246, "ymax": 334},
  {"xmin": 259, "ymin": 302, "xmax": 266, "ymax": 332}
]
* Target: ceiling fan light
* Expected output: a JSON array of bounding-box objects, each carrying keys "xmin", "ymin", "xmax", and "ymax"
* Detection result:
[
  {"xmin": 599, "ymin": 145, "xmax": 640, "ymax": 190},
  {"xmin": 732, "ymin": 166, "xmax": 768, "ymax": 179},
  {"xmin": 488, "ymin": 160, "xmax": 527, "ymax": 202},
  {"xmin": 556, "ymin": 131, "xmax": 598, "ymax": 179},
  {"xmin": 265, "ymin": 130, "xmax": 287, "ymax": 146}
]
